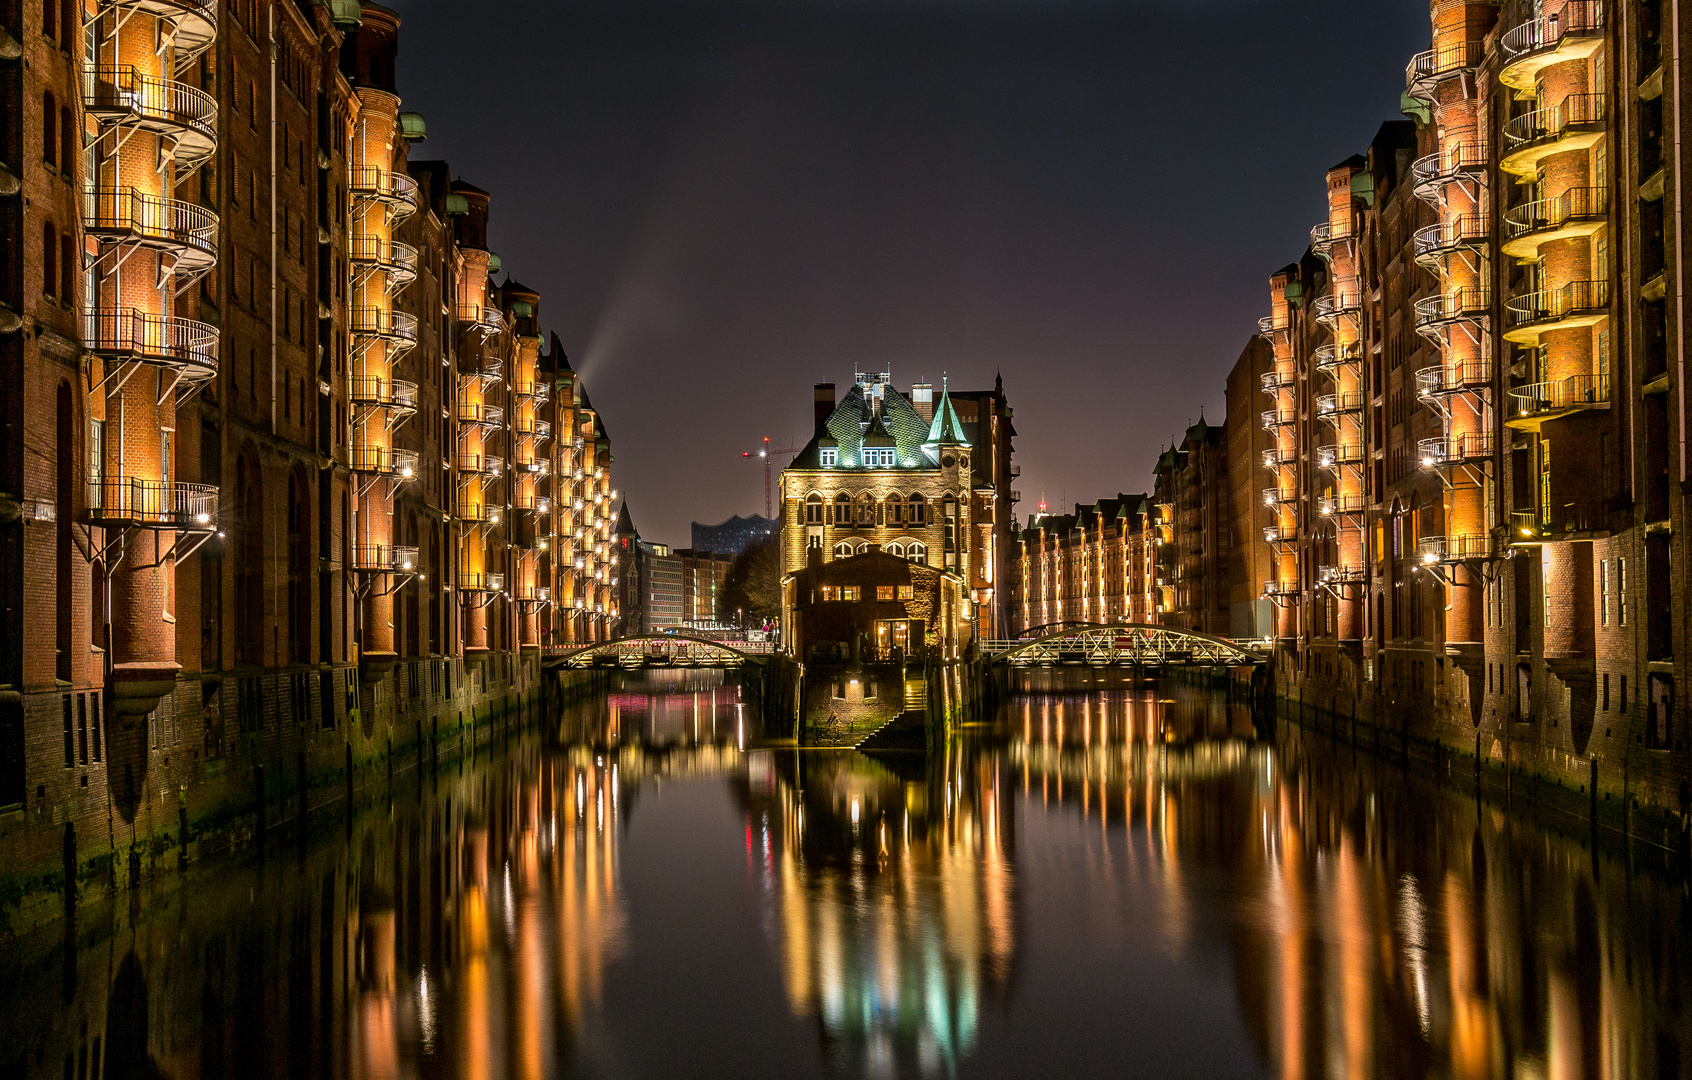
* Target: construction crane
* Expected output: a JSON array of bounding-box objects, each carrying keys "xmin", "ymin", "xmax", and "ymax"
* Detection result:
[{"xmin": 742, "ymin": 437, "xmax": 804, "ymax": 519}]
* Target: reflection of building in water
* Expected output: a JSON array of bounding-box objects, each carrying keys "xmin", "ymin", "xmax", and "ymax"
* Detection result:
[
  {"xmin": 552, "ymin": 669, "xmax": 754, "ymax": 750},
  {"xmin": 734, "ymin": 747, "xmax": 1016, "ymax": 1077}
]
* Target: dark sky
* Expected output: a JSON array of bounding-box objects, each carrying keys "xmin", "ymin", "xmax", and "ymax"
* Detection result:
[{"xmin": 388, "ymin": 0, "xmax": 1427, "ymax": 547}]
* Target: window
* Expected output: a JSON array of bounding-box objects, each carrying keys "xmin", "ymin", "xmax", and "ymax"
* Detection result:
[
  {"xmin": 907, "ymin": 542, "xmax": 927, "ymax": 563},
  {"xmin": 898, "ymin": 585, "xmax": 914, "ymax": 600},
  {"xmin": 60, "ymin": 233, "xmax": 73, "ymax": 300},
  {"xmin": 840, "ymin": 587, "xmax": 859, "ymax": 602},
  {"xmin": 857, "ymin": 495, "xmax": 875, "ymax": 526},
  {"xmin": 833, "ymin": 541, "xmax": 855, "ymax": 560},
  {"xmin": 821, "ymin": 586, "xmax": 838, "ymax": 602},
  {"xmin": 1618, "ymin": 558, "xmax": 1628, "ymax": 625},
  {"xmin": 88, "ymin": 420, "xmax": 104, "ymax": 508},
  {"xmin": 877, "ymin": 586, "xmax": 895, "ymax": 601},
  {"xmin": 820, "ymin": 448, "xmax": 837, "ymax": 468},
  {"xmin": 865, "ymin": 448, "xmax": 895, "ymax": 468},
  {"xmin": 60, "ymin": 106, "xmax": 73, "ymax": 182},
  {"xmin": 886, "ymin": 494, "xmax": 904, "ymax": 524},
  {"xmin": 43, "ymin": 92, "xmax": 55, "ymax": 167},
  {"xmin": 884, "ymin": 542, "xmax": 904, "ymax": 557},
  {"xmin": 804, "ymin": 494, "xmax": 823, "ymax": 525},
  {"xmin": 44, "ymin": 0, "xmax": 56, "ymax": 40},
  {"xmin": 907, "ymin": 493, "xmax": 925, "ymax": 525},
  {"xmin": 42, "ymin": 221, "xmax": 56, "ymax": 298},
  {"xmin": 1599, "ymin": 559, "xmax": 1609, "ymax": 625},
  {"xmin": 833, "ymin": 493, "xmax": 851, "ymax": 525},
  {"xmin": 1542, "ymin": 551, "xmax": 1552, "ymax": 628}
]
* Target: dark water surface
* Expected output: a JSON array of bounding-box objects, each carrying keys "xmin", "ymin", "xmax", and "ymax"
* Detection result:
[{"xmin": 3, "ymin": 672, "xmax": 1688, "ymax": 1079}]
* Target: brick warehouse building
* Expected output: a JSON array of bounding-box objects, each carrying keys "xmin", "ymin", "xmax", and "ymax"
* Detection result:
[
  {"xmin": 0, "ymin": 1, "xmax": 620, "ymax": 929},
  {"xmin": 1012, "ymin": 0, "xmax": 1692, "ymax": 821}
]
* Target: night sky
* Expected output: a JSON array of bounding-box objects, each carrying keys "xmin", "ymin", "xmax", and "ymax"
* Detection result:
[{"xmin": 390, "ymin": 0, "xmax": 1427, "ymax": 547}]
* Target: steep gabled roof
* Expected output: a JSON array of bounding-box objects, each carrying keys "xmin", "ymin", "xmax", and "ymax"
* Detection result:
[
  {"xmin": 925, "ymin": 386, "xmax": 969, "ymax": 447},
  {"xmin": 615, "ymin": 501, "xmax": 638, "ymax": 538},
  {"xmin": 790, "ymin": 382, "xmax": 934, "ymax": 470}
]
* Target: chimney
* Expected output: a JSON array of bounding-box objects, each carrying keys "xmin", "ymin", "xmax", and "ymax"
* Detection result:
[
  {"xmin": 911, "ymin": 382, "xmax": 934, "ymax": 423},
  {"xmin": 814, "ymin": 383, "xmax": 836, "ymax": 431}
]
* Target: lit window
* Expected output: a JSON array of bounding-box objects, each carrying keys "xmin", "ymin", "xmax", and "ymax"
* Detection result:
[
  {"xmin": 865, "ymin": 448, "xmax": 895, "ymax": 468},
  {"xmin": 820, "ymin": 448, "xmax": 837, "ymax": 467},
  {"xmin": 821, "ymin": 586, "xmax": 837, "ymax": 602},
  {"xmin": 840, "ymin": 587, "xmax": 859, "ymax": 601},
  {"xmin": 877, "ymin": 586, "xmax": 895, "ymax": 601},
  {"xmin": 898, "ymin": 585, "xmax": 914, "ymax": 600}
]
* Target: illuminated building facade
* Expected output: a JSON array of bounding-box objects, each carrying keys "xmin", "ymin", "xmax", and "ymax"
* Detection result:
[
  {"xmin": 0, "ymin": 0, "xmax": 619, "ymax": 928},
  {"xmin": 1013, "ymin": 494, "xmax": 1155, "ymax": 633}
]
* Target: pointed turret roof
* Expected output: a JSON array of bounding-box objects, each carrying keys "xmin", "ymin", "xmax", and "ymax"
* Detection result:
[
  {"xmin": 926, "ymin": 382, "xmax": 969, "ymax": 447},
  {"xmin": 615, "ymin": 501, "xmax": 639, "ymax": 539}
]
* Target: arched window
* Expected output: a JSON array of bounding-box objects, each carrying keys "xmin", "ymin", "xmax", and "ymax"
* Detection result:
[
  {"xmin": 43, "ymin": 92, "xmax": 55, "ymax": 167},
  {"xmin": 60, "ymin": 232, "xmax": 73, "ymax": 301},
  {"xmin": 833, "ymin": 541, "xmax": 855, "ymax": 560},
  {"xmin": 833, "ymin": 493, "xmax": 851, "ymax": 525},
  {"xmin": 60, "ymin": 105, "xmax": 74, "ymax": 182},
  {"xmin": 42, "ymin": 221, "xmax": 56, "ymax": 298},
  {"xmin": 43, "ymin": 0, "xmax": 56, "ymax": 41},
  {"xmin": 884, "ymin": 541, "xmax": 905, "ymax": 558},
  {"xmin": 804, "ymin": 493, "xmax": 824, "ymax": 525},
  {"xmin": 886, "ymin": 493, "xmax": 904, "ymax": 525},
  {"xmin": 907, "ymin": 542, "xmax": 928, "ymax": 563},
  {"xmin": 856, "ymin": 493, "xmax": 875, "ymax": 526},
  {"xmin": 907, "ymin": 493, "xmax": 926, "ymax": 525}
]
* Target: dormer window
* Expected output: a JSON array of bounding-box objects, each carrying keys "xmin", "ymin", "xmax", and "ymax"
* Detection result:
[
  {"xmin": 864, "ymin": 448, "xmax": 896, "ymax": 468},
  {"xmin": 820, "ymin": 448, "xmax": 838, "ymax": 468}
]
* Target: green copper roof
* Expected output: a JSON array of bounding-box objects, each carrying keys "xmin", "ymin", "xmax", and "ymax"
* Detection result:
[
  {"xmin": 791, "ymin": 381, "xmax": 934, "ymax": 470},
  {"xmin": 925, "ymin": 387, "xmax": 969, "ymax": 447}
]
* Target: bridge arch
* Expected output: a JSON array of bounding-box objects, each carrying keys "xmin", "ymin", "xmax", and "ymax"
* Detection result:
[
  {"xmin": 543, "ymin": 632, "xmax": 771, "ymax": 670},
  {"xmin": 988, "ymin": 624, "xmax": 1265, "ymax": 667}
]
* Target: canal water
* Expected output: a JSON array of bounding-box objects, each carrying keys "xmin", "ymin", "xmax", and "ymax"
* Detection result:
[{"xmin": 2, "ymin": 671, "xmax": 1687, "ymax": 1079}]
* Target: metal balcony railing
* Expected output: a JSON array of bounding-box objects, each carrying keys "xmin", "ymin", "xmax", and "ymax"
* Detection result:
[
  {"xmin": 1317, "ymin": 564, "xmax": 1366, "ymax": 586},
  {"xmin": 1316, "ymin": 443, "xmax": 1364, "ymax": 470},
  {"xmin": 1258, "ymin": 313, "xmax": 1291, "ymax": 339},
  {"xmin": 1310, "ymin": 221, "xmax": 1355, "ymax": 260},
  {"xmin": 1261, "ymin": 370, "xmax": 1295, "ymax": 395},
  {"xmin": 1412, "ymin": 215, "xmax": 1487, "ymax": 267},
  {"xmin": 1505, "ymin": 279, "xmax": 1610, "ymax": 334},
  {"xmin": 1416, "ymin": 360, "xmax": 1492, "ymax": 399},
  {"xmin": 1416, "ymin": 534, "xmax": 1490, "ymax": 565},
  {"xmin": 350, "ymin": 377, "xmax": 418, "ymax": 412},
  {"xmin": 1508, "ymin": 374, "xmax": 1610, "ymax": 421},
  {"xmin": 1502, "ymin": 94, "xmax": 1607, "ymax": 169},
  {"xmin": 1410, "ymin": 144, "xmax": 1488, "ymax": 205},
  {"xmin": 460, "ymin": 501, "xmax": 502, "ymax": 525},
  {"xmin": 1262, "ymin": 487, "xmax": 1295, "ymax": 507},
  {"xmin": 1503, "ymin": 187, "xmax": 1609, "ymax": 253},
  {"xmin": 458, "ymin": 571, "xmax": 506, "ymax": 592},
  {"xmin": 1263, "ymin": 447, "xmax": 1298, "ymax": 470},
  {"xmin": 96, "ymin": 0, "xmax": 219, "ymax": 60},
  {"xmin": 88, "ymin": 478, "xmax": 217, "ymax": 530},
  {"xmin": 83, "ymin": 66, "xmax": 217, "ymax": 170},
  {"xmin": 352, "ymin": 544, "xmax": 419, "ymax": 573},
  {"xmin": 1261, "ymin": 408, "xmax": 1296, "ymax": 431},
  {"xmin": 514, "ymin": 495, "xmax": 552, "ymax": 514},
  {"xmin": 1263, "ymin": 578, "xmax": 1301, "ymax": 599},
  {"xmin": 1316, "ymin": 392, "xmax": 1365, "ymax": 419},
  {"xmin": 84, "ymin": 308, "xmax": 218, "ymax": 378},
  {"xmin": 514, "ymin": 583, "xmax": 551, "ymax": 604},
  {"xmin": 1414, "ymin": 288, "xmax": 1492, "ymax": 334},
  {"xmin": 83, "ymin": 188, "xmax": 218, "ymax": 270},
  {"xmin": 349, "ymin": 166, "xmax": 420, "ymax": 217},
  {"xmin": 1500, "ymin": 2, "xmax": 1607, "ymax": 88},
  {"xmin": 458, "ymin": 452, "xmax": 504, "ymax": 478},
  {"xmin": 1263, "ymin": 525, "xmax": 1299, "ymax": 545},
  {"xmin": 349, "ymin": 445, "xmax": 419, "ymax": 478},
  {"xmin": 1418, "ymin": 431, "xmax": 1494, "ymax": 466},
  {"xmin": 1318, "ymin": 493, "xmax": 1367, "ymax": 516},
  {"xmin": 1405, "ymin": 39, "xmax": 1486, "ymax": 94},
  {"xmin": 1313, "ymin": 344, "xmax": 1361, "ymax": 377},
  {"xmin": 515, "ymin": 417, "xmax": 552, "ymax": 439},
  {"xmin": 1312, "ymin": 291, "xmax": 1362, "ymax": 326},
  {"xmin": 350, "ymin": 307, "xmax": 419, "ymax": 344},
  {"xmin": 457, "ymin": 401, "xmax": 504, "ymax": 427},
  {"xmin": 349, "ymin": 236, "xmax": 420, "ymax": 285}
]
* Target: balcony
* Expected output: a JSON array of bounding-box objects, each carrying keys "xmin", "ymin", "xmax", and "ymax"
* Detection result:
[
  {"xmin": 1414, "ymin": 287, "xmax": 1491, "ymax": 339},
  {"xmin": 1261, "ymin": 407, "xmax": 1296, "ymax": 432},
  {"xmin": 82, "ymin": 66, "xmax": 217, "ymax": 173},
  {"xmin": 1506, "ymin": 373, "xmax": 1610, "ymax": 430},
  {"xmin": 1405, "ymin": 39, "xmax": 1485, "ymax": 96},
  {"xmin": 350, "ymin": 376, "xmax": 418, "ymax": 414},
  {"xmin": 1318, "ymin": 493, "xmax": 1367, "ymax": 517},
  {"xmin": 514, "ymin": 495, "xmax": 552, "ymax": 515},
  {"xmin": 88, "ymin": 478, "xmax": 217, "ymax": 531},
  {"xmin": 1261, "ymin": 370, "xmax": 1295, "ymax": 395},
  {"xmin": 1313, "ymin": 344, "xmax": 1361, "ymax": 378},
  {"xmin": 349, "ymin": 236, "xmax": 419, "ymax": 287},
  {"xmin": 1310, "ymin": 221, "xmax": 1356, "ymax": 262},
  {"xmin": 1316, "ymin": 443, "xmax": 1364, "ymax": 472},
  {"xmin": 514, "ymin": 583, "xmax": 551, "ymax": 605},
  {"xmin": 1315, "ymin": 392, "xmax": 1364, "ymax": 421},
  {"xmin": 352, "ymin": 544, "xmax": 419, "ymax": 574},
  {"xmin": 1317, "ymin": 564, "xmax": 1366, "ymax": 587},
  {"xmin": 1418, "ymin": 431, "xmax": 1494, "ymax": 467},
  {"xmin": 515, "ymin": 417, "xmax": 552, "ymax": 440},
  {"xmin": 460, "ymin": 502, "xmax": 503, "ymax": 526},
  {"xmin": 97, "ymin": 0, "xmax": 218, "ymax": 60},
  {"xmin": 1503, "ymin": 279, "xmax": 1610, "ymax": 344},
  {"xmin": 1261, "ymin": 487, "xmax": 1295, "ymax": 508},
  {"xmin": 349, "ymin": 445, "xmax": 419, "ymax": 479},
  {"xmin": 1416, "ymin": 535, "xmax": 1490, "ymax": 566},
  {"xmin": 1263, "ymin": 578, "xmax": 1300, "ymax": 602},
  {"xmin": 1263, "ymin": 525, "xmax": 1299, "ymax": 546},
  {"xmin": 1499, "ymin": 2, "xmax": 1607, "ymax": 92},
  {"xmin": 349, "ymin": 166, "xmax": 420, "ymax": 220},
  {"xmin": 1501, "ymin": 94, "xmax": 1607, "ymax": 177},
  {"xmin": 514, "ymin": 378, "xmax": 551, "ymax": 400},
  {"xmin": 1262, "ymin": 447, "xmax": 1297, "ymax": 470},
  {"xmin": 83, "ymin": 188, "xmax": 218, "ymax": 272},
  {"xmin": 1415, "ymin": 360, "xmax": 1493, "ymax": 400},
  {"xmin": 457, "ymin": 401, "xmax": 504, "ymax": 428},
  {"xmin": 1412, "ymin": 215, "xmax": 1487, "ymax": 269},
  {"xmin": 458, "ymin": 571, "xmax": 505, "ymax": 593},
  {"xmin": 463, "ymin": 357, "xmax": 504, "ymax": 384},
  {"xmin": 350, "ymin": 307, "xmax": 419, "ymax": 349},
  {"xmin": 458, "ymin": 452, "xmax": 504, "ymax": 478},
  {"xmin": 84, "ymin": 308, "xmax": 217, "ymax": 380},
  {"xmin": 1258, "ymin": 313, "xmax": 1291, "ymax": 341},
  {"xmin": 1410, "ymin": 143, "xmax": 1487, "ymax": 206},
  {"xmin": 1502, "ymin": 187, "xmax": 1609, "ymax": 259},
  {"xmin": 1312, "ymin": 291, "xmax": 1362, "ymax": 330}
]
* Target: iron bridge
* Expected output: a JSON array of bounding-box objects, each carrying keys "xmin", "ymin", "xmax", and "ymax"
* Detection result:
[
  {"xmin": 543, "ymin": 634, "xmax": 774, "ymax": 670},
  {"xmin": 983, "ymin": 624, "xmax": 1266, "ymax": 668}
]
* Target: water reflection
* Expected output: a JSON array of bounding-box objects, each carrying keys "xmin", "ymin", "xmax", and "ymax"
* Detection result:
[{"xmin": 0, "ymin": 673, "xmax": 1686, "ymax": 1080}]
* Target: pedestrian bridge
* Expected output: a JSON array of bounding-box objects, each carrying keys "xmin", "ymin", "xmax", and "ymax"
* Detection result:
[
  {"xmin": 983, "ymin": 624, "xmax": 1266, "ymax": 668},
  {"xmin": 542, "ymin": 634, "xmax": 775, "ymax": 670}
]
